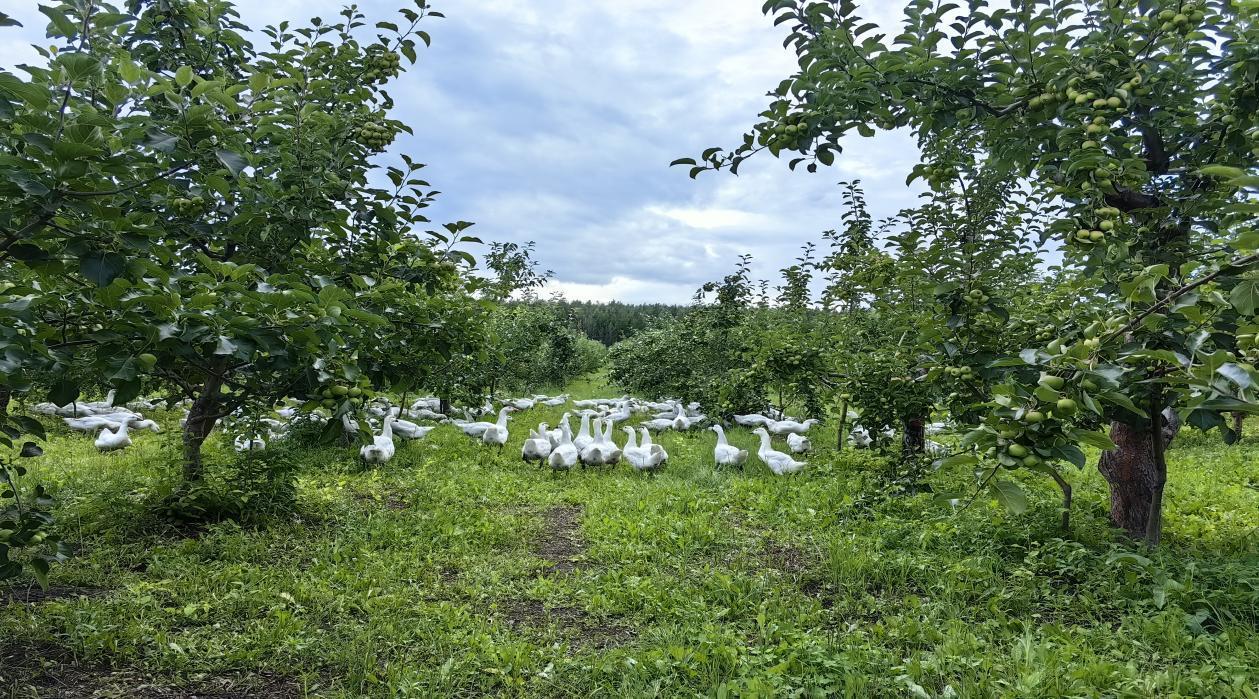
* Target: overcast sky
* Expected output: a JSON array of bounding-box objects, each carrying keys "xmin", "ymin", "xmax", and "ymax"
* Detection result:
[{"xmin": 2, "ymin": 1, "xmax": 922, "ymax": 304}]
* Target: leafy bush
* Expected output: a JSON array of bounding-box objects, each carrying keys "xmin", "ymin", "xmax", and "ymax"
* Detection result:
[
  {"xmin": 0, "ymin": 454, "xmax": 68, "ymax": 586},
  {"xmin": 574, "ymin": 336, "xmax": 609, "ymax": 376},
  {"xmin": 158, "ymin": 445, "xmax": 301, "ymax": 525}
]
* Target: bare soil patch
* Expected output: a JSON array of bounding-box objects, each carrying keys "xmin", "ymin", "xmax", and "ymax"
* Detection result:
[
  {"xmin": 498, "ymin": 599, "xmax": 636, "ymax": 649},
  {"xmin": 1, "ymin": 585, "xmax": 108, "ymax": 605},
  {"xmin": 759, "ymin": 540, "xmax": 812, "ymax": 574},
  {"xmin": 534, "ymin": 505, "xmax": 585, "ymax": 574},
  {"xmin": 0, "ymin": 641, "xmax": 302, "ymax": 698}
]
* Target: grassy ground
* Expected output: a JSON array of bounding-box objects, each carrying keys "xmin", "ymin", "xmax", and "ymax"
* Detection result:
[{"xmin": 2, "ymin": 374, "xmax": 1257, "ymax": 697}]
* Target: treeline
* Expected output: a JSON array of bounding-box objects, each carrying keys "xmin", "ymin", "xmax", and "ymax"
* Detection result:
[{"xmin": 548, "ymin": 300, "xmax": 689, "ymax": 346}]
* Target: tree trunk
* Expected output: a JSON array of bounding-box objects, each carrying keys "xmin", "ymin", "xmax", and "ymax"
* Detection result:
[
  {"xmin": 836, "ymin": 401, "xmax": 849, "ymax": 451},
  {"xmin": 1096, "ymin": 408, "xmax": 1179, "ymax": 541},
  {"xmin": 1233, "ymin": 411, "xmax": 1246, "ymax": 439},
  {"xmin": 0, "ymin": 385, "xmax": 10, "ymax": 417},
  {"xmin": 901, "ymin": 415, "xmax": 925, "ymax": 455},
  {"xmin": 181, "ymin": 364, "xmax": 227, "ymax": 482}
]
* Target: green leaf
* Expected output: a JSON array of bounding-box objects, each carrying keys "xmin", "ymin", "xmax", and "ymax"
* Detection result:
[
  {"xmin": 1236, "ymin": 229, "xmax": 1259, "ymax": 251},
  {"xmin": 175, "ymin": 65, "xmax": 194, "ymax": 87},
  {"xmin": 30, "ymin": 558, "xmax": 49, "ymax": 589},
  {"xmin": 1057, "ymin": 444, "xmax": 1086, "ymax": 469},
  {"xmin": 1198, "ymin": 164, "xmax": 1246, "ymax": 179},
  {"xmin": 1230, "ymin": 280, "xmax": 1258, "ymax": 316},
  {"xmin": 1225, "ymin": 175, "xmax": 1259, "ymax": 188},
  {"xmin": 1072, "ymin": 428, "xmax": 1117, "ymax": 451},
  {"xmin": 48, "ymin": 379, "xmax": 80, "ymax": 407},
  {"xmin": 989, "ymin": 480, "xmax": 1028, "ymax": 514},
  {"xmin": 56, "ymin": 53, "xmax": 100, "ymax": 81},
  {"xmin": 79, "ymin": 252, "xmax": 126, "ymax": 286},
  {"xmin": 938, "ymin": 453, "xmax": 978, "ymax": 468},
  {"xmin": 1218, "ymin": 363, "xmax": 1253, "ymax": 389},
  {"xmin": 0, "ymin": 74, "xmax": 51, "ymax": 108},
  {"xmin": 1099, "ymin": 391, "xmax": 1146, "ymax": 418},
  {"xmin": 216, "ymin": 150, "xmax": 248, "ymax": 176}
]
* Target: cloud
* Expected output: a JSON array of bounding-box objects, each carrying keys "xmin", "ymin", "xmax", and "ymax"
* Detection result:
[
  {"xmin": 0, "ymin": 1, "xmax": 923, "ymax": 304},
  {"xmin": 646, "ymin": 206, "xmax": 773, "ymax": 231},
  {"xmin": 544, "ymin": 276, "xmax": 698, "ymax": 305}
]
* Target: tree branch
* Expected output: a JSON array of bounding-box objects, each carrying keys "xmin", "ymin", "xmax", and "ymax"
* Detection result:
[
  {"xmin": 1106, "ymin": 251, "xmax": 1259, "ymax": 342},
  {"xmin": 60, "ymin": 163, "xmax": 193, "ymax": 197}
]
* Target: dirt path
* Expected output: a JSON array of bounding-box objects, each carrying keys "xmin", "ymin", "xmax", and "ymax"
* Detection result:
[{"xmin": 534, "ymin": 504, "xmax": 585, "ymax": 574}]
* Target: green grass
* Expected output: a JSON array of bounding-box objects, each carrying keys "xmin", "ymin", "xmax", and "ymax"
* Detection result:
[{"xmin": 2, "ymin": 374, "xmax": 1258, "ymax": 697}]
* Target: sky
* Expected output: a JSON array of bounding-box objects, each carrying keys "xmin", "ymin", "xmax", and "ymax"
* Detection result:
[{"xmin": 1, "ymin": 1, "xmax": 922, "ymax": 304}]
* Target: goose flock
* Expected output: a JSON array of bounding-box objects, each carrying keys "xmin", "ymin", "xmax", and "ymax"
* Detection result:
[{"xmin": 29, "ymin": 387, "xmax": 953, "ymax": 473}]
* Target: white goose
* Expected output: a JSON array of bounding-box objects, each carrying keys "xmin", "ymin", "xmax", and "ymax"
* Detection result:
[
  {"xmin": 522, "ymin": 427, "xmax": 553, "ymax": 466},
  {"xmin": 360, "ymin": 416, "xmax": 397, "ymax": 464},
  {"xmin": 481, "ymin": 412, "xmax": 511, "ymax": 449},
  {"xmin": 459, "ymin": 407, "xmax": 512, "ymax": 439},
  {"xmin": 579, "ymin": 418, "xmax": 611, "ymax": 467},
  {"xmin": 651, "ymin": 404, "xmax": 681, "ymax": 420},
  {"xmin": 671, "ymin": 408, "xmax": 694, "ymax": 431},
  {"xmin": 641, "ymin": 417, "xmax": 676, "ymax": 432},
  {"xmin": 604, "ymin": 405, "xmax": 633, "ymax": 423},
  {"xmin": 850, "ymin": 426, "xmax": 873, "ymax": 449},
  {"xmin": 95, "ymin": 418, "xmax": 135, "ymax": 452},
  {"xmin": 629, "ymin": 426, "xmax": 667, "ymax": 473},
  {"xmin": 341, "ymin": 412, "xmax": 360, "ymax": 437},
  {"xmin": 545, "ymin": 414, "xmax": 570, "ymax": 448},
  {"xmin": 132, "ymin": 418, "xmax": 162, "ymax": 434},
  {"xmin": 411, "ymin": 397, "xmax": 442, "ymax": 412},
  {"xmin": 787, "ymin": 433, "xmax": 812, "ymax": 454},
  {"xmin": 508, "ymin": 398, "xmax": 536, "ymax": 411},
  {"xmin": 410, "ymin": 407, "xmax": 447, "ymax": 421},
  {"xmin": 547, "ymin": 421, "xmax": 579, "ymax": 473},
  {"xmin": 733, "ymin": 413, "xmax": 772, "ymax": 428},
  {"xmin": 82, "ymin": 389, "xmax": 118, "ymax": 412},
  {"xmin": 542, "ymin": 395, "xmax": 568, "ymax": 407},
  {"xmin": 594, "ymin": 418, "xmax": 622, "ymax": 466},
  {"xmin": 572, "ymin": 412, "xmax": 595, "ymax": 452},
  {"xmin": 64, "ymin": 416, "xmax": 123, "ymax": 433},
  {"xmin": 391, "ymin": 418, "xmax": 435, "ymax": 440},
  {"xmin": 709, "ymin": 425, "xmax": 749, "ymax": 468},
  {"xmin": 234, "ymin": 434, "xmax": 266, "ymax": 452},
  {"xmin": 752, "ymin": 427, "xmax": 807, "ymax": 475},
  {"xmin": 767, "ymin": 418, "xmax": 818, "ymax": 436}
]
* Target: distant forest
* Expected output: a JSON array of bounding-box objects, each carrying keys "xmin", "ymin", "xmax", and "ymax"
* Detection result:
[{"xmin": 544, "ymin": 300, "xmax": 689, "ymax": 346}]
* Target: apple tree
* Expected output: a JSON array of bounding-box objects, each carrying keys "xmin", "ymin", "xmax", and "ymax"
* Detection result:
[
  {"xmin": 684, "ymin": 0, "xmax": 1259, "ymax": 544},
  {"xmin": 0, "ymin": 0, "xmax": 472, "ymax": 485}
]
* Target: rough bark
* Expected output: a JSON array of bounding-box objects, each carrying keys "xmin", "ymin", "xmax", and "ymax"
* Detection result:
[
  {"xmin": 1233, "ymin": 412, "xmax": 1246, "ymax": 439},
  {"xmin": 1096, "ymin": 408, "xmax": 1180, "ymax": 540},
  {"xmin": 181, "ymin": 364, "xmax": 227, "ymax": 482},
  {"xmin": 902, "ymin": 414, "xmax": 926, "ymax": 455},
  {"xmin": 0, "ymin": 385, "xmax": 9, "ymax": 417},
  {"xmin": 836, "ymin": 402, "xmax": 849, "ymax": 451}
]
